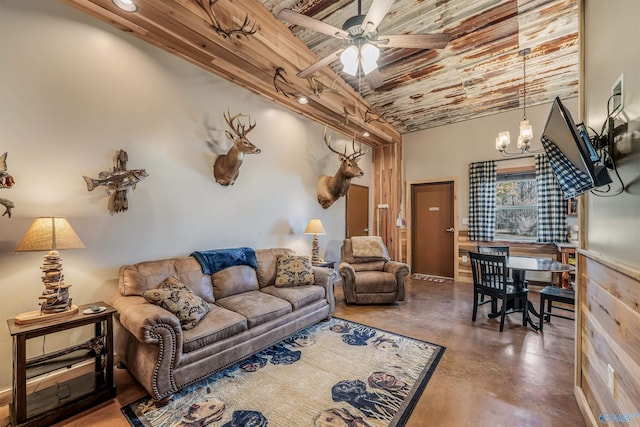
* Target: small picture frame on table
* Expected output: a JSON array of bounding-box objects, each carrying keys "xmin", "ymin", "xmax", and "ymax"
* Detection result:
[{"xmin": 567, "ymin": 198, "xmax": 578, "ymax": 216}]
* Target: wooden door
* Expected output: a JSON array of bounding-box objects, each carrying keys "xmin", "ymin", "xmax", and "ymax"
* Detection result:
[
  {"xmin": 411, "ymin": 181, "xmax": 455, "ymax": 277},
  {"xmin": 346, "ymin": 184, "xmax": 369, "ymax": 238}
]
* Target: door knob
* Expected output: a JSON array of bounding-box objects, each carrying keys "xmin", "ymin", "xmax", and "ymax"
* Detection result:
[{"xmin": 445, "ymin": 227, "xmax": 455, "ymax": 233}]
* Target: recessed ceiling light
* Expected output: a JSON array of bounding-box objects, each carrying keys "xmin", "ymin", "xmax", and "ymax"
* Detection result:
[
  {"xmin": 363, "ymin": 131, "xmax": 370, "ymax": 137},
  {"xmin": 297, "ymin": 96, "xmax": 309, "ymax": 104},
  {"xmin": 113, "ymin": 0, "xmax": 137, "ymax": 12}
]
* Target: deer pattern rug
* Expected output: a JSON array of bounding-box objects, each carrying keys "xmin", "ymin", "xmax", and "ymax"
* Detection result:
[{"xmin": 122, "ymin": 317, "xmax": 445, "ymax": 427}]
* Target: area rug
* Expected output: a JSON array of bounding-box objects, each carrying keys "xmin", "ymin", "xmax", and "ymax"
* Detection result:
[
  {"xmin": 411, "ymin": 273, "xmax": 452, "ymax": 283},
  {"xmin": 122, "ymin": 317, "xmax": 445, "ymax": 427}
]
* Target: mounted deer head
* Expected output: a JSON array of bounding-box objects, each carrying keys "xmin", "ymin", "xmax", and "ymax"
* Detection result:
[
  {"xmin": 213, "ymin": 109, "xmax": 260, "ymax": 186},
  {"xmin": 317, "ymin": 128, "xmax": 366, "ymax": 209}
]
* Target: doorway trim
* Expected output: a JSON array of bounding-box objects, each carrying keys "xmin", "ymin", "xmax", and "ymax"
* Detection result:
[
  {"xmin": 406, "ymin": 177, "xmax": 459, "ymax": 280},
  {"xmin": 345, "ymin": 183, "xmax": 370, "ymax": 238}
]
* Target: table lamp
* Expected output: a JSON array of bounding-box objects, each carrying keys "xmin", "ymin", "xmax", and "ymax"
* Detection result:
[
  {"xmin": 304, "ymin": 219, "xmax": 326, "ymax": 265},
  {"xmin": 14, "ymin": 217, "xmax": 86, "ymax": 324}
]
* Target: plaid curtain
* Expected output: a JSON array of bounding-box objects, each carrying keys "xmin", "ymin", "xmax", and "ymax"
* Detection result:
[
  {"xmin": 536, "ymin": 154, "xmax": 567, "ymax": 242},
  {"xmin": 468, "ymin": 161, "xmax": 496, "ymax": 241},
  {"xmin": 541, "ymin": 136, "xmax": 594, "ymax": 199}
]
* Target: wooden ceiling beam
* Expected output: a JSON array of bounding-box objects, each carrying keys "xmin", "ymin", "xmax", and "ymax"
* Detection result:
[{"xmin": 62, "ymin": 0, "xmax": 402, "ymax": 146}]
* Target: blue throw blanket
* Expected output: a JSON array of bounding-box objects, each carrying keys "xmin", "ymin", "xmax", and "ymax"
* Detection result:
[{"xmin": 190, "ymin": 247, "xmax": 258, "ymax": 275}]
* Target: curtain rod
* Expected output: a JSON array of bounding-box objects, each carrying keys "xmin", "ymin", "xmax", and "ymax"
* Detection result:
[{"xmin": 493, "ymin": 155, "xmax": 535, "ymax": 163}]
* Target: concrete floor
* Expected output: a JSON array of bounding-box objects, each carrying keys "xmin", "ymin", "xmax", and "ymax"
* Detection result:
[{"xmin": 2, "ymin": 277, "xmax": 585, "ymax": 426}]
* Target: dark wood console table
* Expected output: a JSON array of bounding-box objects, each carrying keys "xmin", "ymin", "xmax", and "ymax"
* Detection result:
[{"xmin": 7, "ymin": 302, "xmax": 116, "ymax": 427}]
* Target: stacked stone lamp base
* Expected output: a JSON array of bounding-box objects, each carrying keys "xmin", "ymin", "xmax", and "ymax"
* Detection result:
[{"xmin": 14, "ymin": 250, "xmax": 78, "ymax": 325}]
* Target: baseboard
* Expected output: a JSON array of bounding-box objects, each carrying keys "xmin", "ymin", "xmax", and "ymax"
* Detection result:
[{"xmin": 575, "ymin": 385, "xmax": 598, "ymax": 427}]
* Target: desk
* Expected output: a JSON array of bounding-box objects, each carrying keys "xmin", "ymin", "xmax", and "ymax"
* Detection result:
[{"xmin": 506, "ymin": 256, "xmax": 573, "ymax": 330}]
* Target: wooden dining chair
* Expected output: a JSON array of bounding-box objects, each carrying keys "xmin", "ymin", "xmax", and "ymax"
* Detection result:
[
  {"xmin": 477, "ymin": 245, "xmax": 510, "ymax": 256},
  {"xmin": 469, "ymin": 252, "xmax": 528, "ymax": 332}
]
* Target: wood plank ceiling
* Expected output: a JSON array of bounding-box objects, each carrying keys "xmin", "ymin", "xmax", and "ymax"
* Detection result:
[
  {"xmin": 63, "ymin": 0, "xmax": 578, "ymax": 144},
  {"xmin": 266, "ymin": 0, "xmax": 580, "ymax": 133}
]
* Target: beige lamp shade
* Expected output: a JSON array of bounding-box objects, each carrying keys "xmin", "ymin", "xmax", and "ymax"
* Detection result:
[
  {"xmin": 304, "ymin": 219, "xmax": 326, "ymax": 235},
  {"xmin": 15, "ymin": 217, "xmax": 86, "ymax": 252}
]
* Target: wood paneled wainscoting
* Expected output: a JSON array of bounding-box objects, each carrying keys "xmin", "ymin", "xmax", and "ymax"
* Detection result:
[
  {"xmin": 457, "ymin": 231, "xmax": 559, "ymax": 284},
  {"xmin": 575, "ymin": 251, "xmax": 640, "ymax": 427}
]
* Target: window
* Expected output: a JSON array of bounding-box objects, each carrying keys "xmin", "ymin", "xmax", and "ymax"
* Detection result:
[{"xmin": 495, "ymin": 169, "xmax": 537, "ymax": 239}]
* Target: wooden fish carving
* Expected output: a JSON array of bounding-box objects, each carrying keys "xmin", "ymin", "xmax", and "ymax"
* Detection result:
[
  {"xmin": 0, "ymin": 152, "xmax": 15, "ymax": 189},
  {"xmin": 0, "ymin": 197, "xmax": 14, "ymax": 218},
  {"xmin": 83, "ymin": 169, "xmax": 148, "ymax": 195}
]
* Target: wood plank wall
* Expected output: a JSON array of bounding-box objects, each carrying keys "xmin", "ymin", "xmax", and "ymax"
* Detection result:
[
  {"xmin": 575, "ymin": 252, "xmax": 640, "ymax": 427},
  {"xmin": 372, "ymin": 142, "xmax": 403, "ymax": 260},
  {"xmin": 457, "ymin": 230, "xmax": 559, "ymax": 284}
]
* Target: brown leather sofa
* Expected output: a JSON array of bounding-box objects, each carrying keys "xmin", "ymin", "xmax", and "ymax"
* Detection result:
[
  {"xmin": 338, "ymin": 238, "xmax": 410, "ymax": 304},
  {"xmin": 108, "ymin": 248, "xmax": 337, "ymax": 403}
]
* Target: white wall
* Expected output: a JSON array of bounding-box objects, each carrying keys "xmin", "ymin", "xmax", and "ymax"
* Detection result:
[
  {"xmin": 404, "ymin": 98, "xmax": 580, "ymax": 230},
  {"xmin": 584, "ymin": 0, "xmax": 640, "ymax": 268},
  {"xmin": 0, "ymin": 0, "xmax": 372, "ymax": 391}
]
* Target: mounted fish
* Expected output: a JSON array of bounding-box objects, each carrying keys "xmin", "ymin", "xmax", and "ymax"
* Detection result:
[
  {"xmin": 83, "ymin": 149, "xmax": 148, "ymax": 213},
  {"xmin": 0, "ymin": 152, "xmax": 15, "ymax": 189},
  {"xmin": 0, "ymin": 197, "xmax": 14, "ymax": 218},
  {"xmin": 0, "ymin": 152, "xmax": 15, "ymax": 219}
]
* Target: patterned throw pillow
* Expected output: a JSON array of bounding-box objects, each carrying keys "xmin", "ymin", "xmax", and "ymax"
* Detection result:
[
  {"xmin": 274, "ymin": 254, "xmax": 314, "ymax": 287},
  {"xmin": 142, "ymin": 276, "xmax": 210, "ymax": 330}
]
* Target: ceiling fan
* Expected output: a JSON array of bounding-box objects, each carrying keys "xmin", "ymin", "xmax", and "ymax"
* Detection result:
[{"xmin": 277, "ymin": 0, "xmax": 451, "ymax": 88}]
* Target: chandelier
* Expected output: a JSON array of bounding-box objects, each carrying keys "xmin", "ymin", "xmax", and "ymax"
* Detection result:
[{"xmin": 496, "ymin": 48, "xmax": 542, "ymax": 156}]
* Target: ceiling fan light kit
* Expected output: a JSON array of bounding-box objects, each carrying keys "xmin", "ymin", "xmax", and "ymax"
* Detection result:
[
  {"xmin": 340, "ymin": 42, "xmax": 380, "ymax": 76},
  {"xmin": 340, "ymin": 45, "xmax": 360, "ymax": 76},
  {"xmin": 278, "ymin": 0, "xmax": 449, "ymax": 86}
]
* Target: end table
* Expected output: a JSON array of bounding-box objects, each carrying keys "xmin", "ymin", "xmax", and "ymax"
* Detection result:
[
  {"xmin": 7, "ymin": 302, "xmax": 116, "ymax": 427},
  {"xmin": 313, "ymin": 260, "xmax": 336, "ymax": 269}
]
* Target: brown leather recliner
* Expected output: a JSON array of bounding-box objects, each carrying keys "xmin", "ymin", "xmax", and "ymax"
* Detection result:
[{"xmin": 339, "ymin": 237, "xmax": 410, "ymax": 304}]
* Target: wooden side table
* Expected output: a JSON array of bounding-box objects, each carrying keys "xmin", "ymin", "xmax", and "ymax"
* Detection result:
[
  {"xmin": 7, "ymin": 302, "xmax": 116, "ymax": 427},
  {"xmin": 313, "ymin": 260, "xmax": 335, "ymax": 269},
  {"xmin": 556, "ymin": 243, "xmax": 577, "ymax": 288}
]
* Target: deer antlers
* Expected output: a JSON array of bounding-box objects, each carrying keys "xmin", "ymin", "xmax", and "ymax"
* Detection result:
[
  {"xmin": 198, "ymin": 0, "xmax": 257, "ymax": 39},
  {"xmin": 223, "ymin": 109, "xmax": 256, "ymax": 138},
  {"xmin": 323, "ymin": 127, "xmax": 367, "ymax": 161}
]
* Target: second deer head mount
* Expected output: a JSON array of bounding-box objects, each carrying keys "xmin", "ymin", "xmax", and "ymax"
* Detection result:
[
  {"xmin": 210, "ymin": 108, "xmax": 261, "ymax": 186},
  {"xmin": 317, "ymin": 127, "xmax": 367, "ymax": 209}
]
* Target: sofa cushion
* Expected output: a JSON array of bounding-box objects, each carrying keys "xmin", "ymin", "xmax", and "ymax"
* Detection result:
[
  {"xmin": 260, "ymin": 285, "xmax": 325, "ymax": 311},
  {"xmin": 142, "ymin": 277, "xmax": 210, "ymax": 330},
  {"xmin": 119, "ymin": 256, "xmax": 214, "ymax": 303},
  {"xmin": 275, "ymin": 254, "xmax": 314, "ymax": 287},
  {"xmin": 354, "ymin": 271, "xmax": 397, "ymax": 294},
  {"xmin": 255, "ymin": 248, "xmax": 295, "ymax": 288},
  {"xmin": 216, "ymin": 291, "xmax": 292, "ymax": 328},
  {"xmin": 182, "ymin": 305, "xmax": 248, "ymax": 353},
  {"xmin": 353, "ymin": 261, "xmax": 386, "ymax": 272},
  {"xmin": 211, "ymin": 265, "xmax": 259, "ymax": 300}
]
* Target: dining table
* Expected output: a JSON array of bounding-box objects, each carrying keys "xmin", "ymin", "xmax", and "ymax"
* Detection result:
[{"xmin": 488, "ymin": 256, "xmax": 574, "ymax": 330}]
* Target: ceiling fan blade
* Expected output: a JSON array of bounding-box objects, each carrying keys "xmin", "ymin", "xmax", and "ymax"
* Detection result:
[
  {"xmin": 375, "ymin": 34, "xmax": 451, "ymax": 49},
  {"xmin": 278, "ymin": 9, "xmax": 349, "ymax": 39},
  {"xmin": 361, "ymin": 0, "xmax": 395, "ymax": 33},
  {"xmin": 297, "ymin": 49, "xmax": 344, "ymax": 79},
  {"xmin": 365, "ymin": 69, "xmax": 384, "ymax": 89}
]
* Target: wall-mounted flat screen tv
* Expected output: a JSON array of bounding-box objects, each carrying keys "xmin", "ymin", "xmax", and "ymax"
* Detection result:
[{"xmin": 541, "ymin": 97, "xmax": 612, "ymax": 199}]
